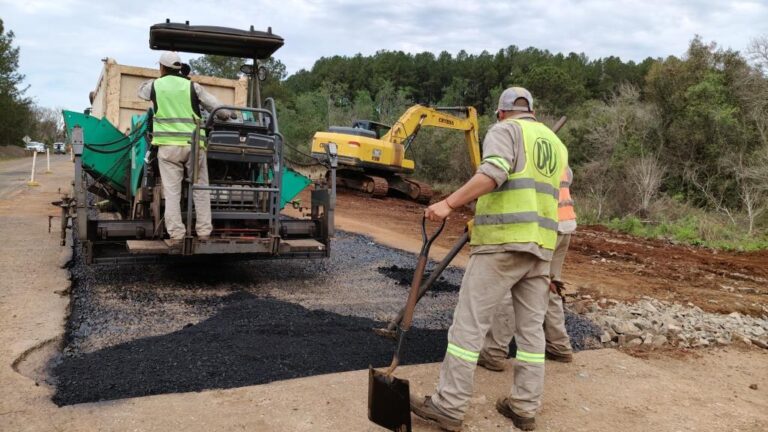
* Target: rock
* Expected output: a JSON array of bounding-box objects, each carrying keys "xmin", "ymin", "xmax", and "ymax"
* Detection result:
[
  {"xmin": 715, "ymin": 337, "xmax": 731, "ymax": 346},
  {"xmin": 692, "ymin": 338, "xmax": 710, "ymax": 348},
  {"xmin": 627, "ymin": 339, "xmax": 642, "ymax": 347},
  {"xmin": 600, "ymin": 332, "xmax": 612, "ymax": 343},
  {"xmin": 612, "ymin": 321, "xmax": 641, "ymax": 336},
  {"xmin": 632, "ymin": 318, "xmax": 652, "ymax": 331},
  {"xmin": 666, "ymin": 324, "xmax": 683, "ymax": 335},
  {"xmin": 641, "ymin": 302, "xmax": 659, "ymax": 314},
  {"xmin": 652, "ymin": 335, "xmax": 668, "ymax": 347},
  {"xmin": 749, "ymin": 384, "xmax": 758, "ymax": 390}
]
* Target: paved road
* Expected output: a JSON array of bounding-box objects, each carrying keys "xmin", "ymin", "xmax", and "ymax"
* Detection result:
[{"xmin": 0, "ymin": 154, "xmax": 70, "ymax": 200}]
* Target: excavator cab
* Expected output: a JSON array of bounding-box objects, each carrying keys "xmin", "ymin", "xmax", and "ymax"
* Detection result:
[{"xmin": 351, "ymin": 120, "xmax": 391, "ymax": 139}]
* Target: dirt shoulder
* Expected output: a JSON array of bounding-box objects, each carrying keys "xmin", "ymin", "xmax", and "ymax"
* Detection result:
[{"xmin": 322, "ymin": 190, "xmax": 768, "ymax": 317}]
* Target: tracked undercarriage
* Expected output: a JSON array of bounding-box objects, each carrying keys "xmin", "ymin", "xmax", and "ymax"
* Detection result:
[{"xmin": 335, "ymin": 169, "xmax": 432, "ymax": 203}]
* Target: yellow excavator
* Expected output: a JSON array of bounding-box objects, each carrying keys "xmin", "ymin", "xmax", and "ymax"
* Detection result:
[{"xmin": 310, "ymin": 105, "xmax": 481, "ymax": 203}]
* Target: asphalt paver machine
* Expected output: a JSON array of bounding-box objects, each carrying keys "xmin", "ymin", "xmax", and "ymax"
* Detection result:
[{"xmin": 59, "ymin": 21, "xmax": 337, "ymax": 264}]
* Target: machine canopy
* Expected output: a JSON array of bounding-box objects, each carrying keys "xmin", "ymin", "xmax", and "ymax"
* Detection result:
[{"xmin": 149, "ymin": 21, "xmax": 284, "ymax": 59}]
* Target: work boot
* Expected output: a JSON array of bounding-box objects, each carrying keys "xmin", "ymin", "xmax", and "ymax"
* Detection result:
[
  {"xmin": 165, "ymin": 238, "xmax": 183, "ymax": 250},
  {"xmin": 545, "ymin": 350, "xmax": 573, "ymax": 363},
  {"xmin": 495, "ymin": 397, "xmax": 536, "ymax": 431},
  {"xmin": 410, "ymin": 395, "xmax": 462, "ymax": 431},
  {"xmin": 477, "ymin": 351, "xmax": 506, "ymax": 372}
]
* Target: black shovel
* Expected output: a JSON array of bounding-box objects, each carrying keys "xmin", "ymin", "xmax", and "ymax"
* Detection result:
[{"xmin": 368, "ymin": 216, "xmax": 445, "ymax": 432}]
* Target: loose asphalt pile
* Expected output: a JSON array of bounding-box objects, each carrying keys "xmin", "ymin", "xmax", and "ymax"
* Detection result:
[
  {"xmin": 52, "ymin": 231, "xmax": 603, "ymax": 406},
  {"xmin": 377, "ymin": 264, "xmax": 461, "ymax": 293}
]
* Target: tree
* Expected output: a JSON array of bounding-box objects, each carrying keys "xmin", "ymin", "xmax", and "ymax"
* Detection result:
[
  {"xmin": 627, "ymin": 154, "xmax": 666, "ymax": 217},
  {"xmin": 32, "ymin": 106, "xmax": 65, "ymax": 144},
  {"xmin": 0, "ymin": 19, "xmax": 35, "ymax": 147},
  {"xmin": 747, "ymin": 34, "xmax": 768, "ymax": 75},
  {"xmin": 189, "ymin": 55, "xmax": 244, "ymax": 79}
]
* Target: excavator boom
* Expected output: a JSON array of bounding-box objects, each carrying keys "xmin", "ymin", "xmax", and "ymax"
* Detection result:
[{"xmin": 382, "ymin": 105, "xmax": 481, "ymax": 171}]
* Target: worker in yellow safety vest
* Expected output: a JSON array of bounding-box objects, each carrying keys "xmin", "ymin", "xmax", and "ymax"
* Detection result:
[
  {"xmin": 410, "ymin": 87, "xmax": 568, "ymax": 431},
  {"xmin": 137, "ymin": 51, "xmax": 230, "ymax": 245},
  {"xmin": 477, "ymin": 165, "xmax": 578, "ymax": 376}
]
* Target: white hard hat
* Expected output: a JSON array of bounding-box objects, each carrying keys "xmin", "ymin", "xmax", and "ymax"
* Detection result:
[
  {"xmin": 497, "ymin": 87, "xmax": 533, "ymax": 112},
  {"xmin": 158, "ymin": 51, "xmax": 182, "ymax": 70}
]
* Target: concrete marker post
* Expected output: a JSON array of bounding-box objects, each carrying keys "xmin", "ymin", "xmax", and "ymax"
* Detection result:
[
  {"xmin": 28, "ymin": 151, "xmax": 40, "ymax": 186},
  {"xmin": 46, "ymin": 148, "xmax": 52, "ymax": 174}
]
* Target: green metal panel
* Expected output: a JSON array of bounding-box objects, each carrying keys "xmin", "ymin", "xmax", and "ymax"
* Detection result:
[
  {"xmin": 129, "ymin": 114, "xmax": 149, "ymax": 195},
  {"xmin": 62, "ymin": 110, "xmax": 149, "ymax": 195},
  {"xmin": 281, "ymin": 167, "xmax": 311, "ymax": 209}
]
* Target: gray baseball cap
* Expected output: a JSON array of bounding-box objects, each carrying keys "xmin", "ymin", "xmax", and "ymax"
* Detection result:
[
  {"xmin": 158, "ymin": 51, "xmax": 182, "ymax": 70},
  {"xmin": 497, "ymin": 87, "xmax": 533, "ymax": 112}
]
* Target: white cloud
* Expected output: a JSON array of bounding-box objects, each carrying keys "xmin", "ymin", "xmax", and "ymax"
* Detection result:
[{"xmin": 1, "ymin": 0, "xmax": 765, "ymax": 109}]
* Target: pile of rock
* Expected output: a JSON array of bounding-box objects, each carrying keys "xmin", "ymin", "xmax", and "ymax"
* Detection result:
[{"xmin": 570, "ymin": 296, "xmax": 768, "ymax": 349}]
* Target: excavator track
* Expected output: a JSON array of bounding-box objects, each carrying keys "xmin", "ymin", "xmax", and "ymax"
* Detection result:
[
  {"xmin": 403, "ymin": 178, "xmax": 433, "ymax": 204},
  {"xmin": 364, "ymin": 175, "xmax": 389, "ymax": 198},
  {"xmin": 386, "ymin": 175, "xmax": 433, "ymax": 204},
  {"xmin": 335, "ymin": 169, "xmax": 389, "ymax": 198}
]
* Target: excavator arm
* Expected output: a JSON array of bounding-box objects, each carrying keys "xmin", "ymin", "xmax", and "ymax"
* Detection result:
[{"xmin": 381, "ymin": 105, "xmax": 482, "ymax": 170}]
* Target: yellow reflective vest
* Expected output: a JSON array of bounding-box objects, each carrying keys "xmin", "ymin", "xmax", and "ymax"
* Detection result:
[
  {"xmin": 151, "ymin": 75, "xmax": 205, "ymax": 147},
  {"xmin": 471, "ymin": 119, "xmax": 568, "ymax": 250}
]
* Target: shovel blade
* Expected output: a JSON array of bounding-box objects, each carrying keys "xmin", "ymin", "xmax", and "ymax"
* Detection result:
[{"xmin": 368, "ymin": 366, "xmax": 412, "ymax": 432}]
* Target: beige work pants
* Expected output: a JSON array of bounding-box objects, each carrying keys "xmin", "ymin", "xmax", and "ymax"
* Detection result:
[
  {"xmin": 157, "ymin": 145, "xmax": 212, "ymax": 240},
  {"xmin": 482, "ymin": 233, "xmax": 573, "ymax": 363},
  {"xmin": 430, "ymin": 251, "xmax": 549, "ymax": 420}
]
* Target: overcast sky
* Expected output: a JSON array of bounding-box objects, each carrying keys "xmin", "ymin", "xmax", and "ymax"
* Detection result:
[{"xmin": 2, "ymin": 0, "xmax": 766, "ymax": 110}]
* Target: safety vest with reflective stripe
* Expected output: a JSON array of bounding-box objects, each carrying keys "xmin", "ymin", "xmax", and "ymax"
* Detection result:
[
  {"xmin": 558, "ymin": 166, "xmax": 576, "ymax": 222},
  {"xmin": 152, "ymin": 75, "xmax": 205, "ymax": 147},
  {"xmin": 471, "ymin": 119, "xmax": 567, "ymax": 250}
]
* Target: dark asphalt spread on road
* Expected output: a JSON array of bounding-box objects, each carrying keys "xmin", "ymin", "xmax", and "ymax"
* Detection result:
[{"xmin": 51, "ymin": 231, "xmax": 602, "ymax": 406}]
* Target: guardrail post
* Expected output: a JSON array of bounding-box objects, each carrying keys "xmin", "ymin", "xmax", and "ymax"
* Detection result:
[{"xmin": 46, "ymin": 148, "xmax": 52, "ymax": 173}]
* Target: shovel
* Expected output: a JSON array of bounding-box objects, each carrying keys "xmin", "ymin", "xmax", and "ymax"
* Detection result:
[
  {"xmin": 374, "ymin": 230, "xmax": 468, "ymax": 339},
  {"xmin": 369, "ymin": 216, "xmax": 445, "ymax": 432}
]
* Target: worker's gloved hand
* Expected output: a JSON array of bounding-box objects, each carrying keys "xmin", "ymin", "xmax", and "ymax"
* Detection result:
[
  {"xmin": 549, "ymin": 281, "xmax": 558, "ymax": 294},
  {"xmin": 425, "ymin": 200, "xmax": 452, "ymax": 222},
  {"xmin": 215, "ymin": 109, "xmax": 232, "ymax": 121},
  {"xmin": 550, "ymin": 280, "xmax": 565, "ymax": 296}
]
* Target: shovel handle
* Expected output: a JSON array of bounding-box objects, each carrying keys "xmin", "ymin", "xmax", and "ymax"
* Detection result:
[
  {"xmin": 401, "ymin": 217, "xmax": 445, "ymax": 332},
  {"xmin": 385, "ymin": 217, "xmax": 445, "ymax": 374},
  {"xmin": 384, "ymin": 230, "xmax": 469, "ymax": 333}
]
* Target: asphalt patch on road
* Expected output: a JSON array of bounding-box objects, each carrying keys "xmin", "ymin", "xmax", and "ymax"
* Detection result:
[
  {"xmin": 53, "ymin": 228, "xmax": 602, "ymax": 406},
  {"xmin": 377, "ymin": 265, "xmax": 460, "ymax": 293},
  {"xmin": 52, "ymin": 292, "xmax": 447, "ymax": 406}
]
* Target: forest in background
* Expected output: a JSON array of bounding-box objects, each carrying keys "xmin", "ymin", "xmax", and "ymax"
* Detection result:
[{"xmin": 192, "ymin": 35, "xmax": 768, "ymax": 249}]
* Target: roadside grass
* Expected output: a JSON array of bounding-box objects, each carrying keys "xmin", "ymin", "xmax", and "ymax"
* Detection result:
[
  {"xmin": 605, "ymin": 215, "xmax": 768, "ymax": 251},
  {"xmin": 573, "ymin": 194, "xmax": 768, "ymax": 251}
]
